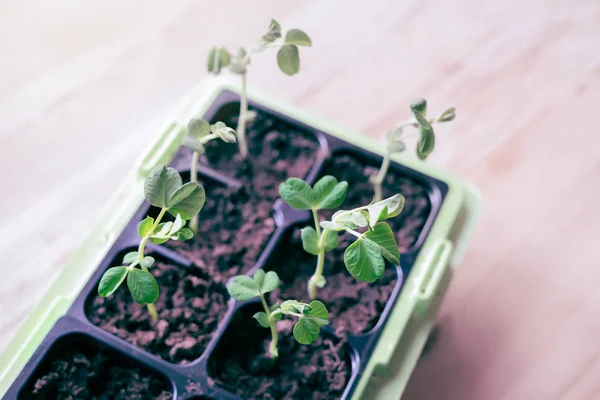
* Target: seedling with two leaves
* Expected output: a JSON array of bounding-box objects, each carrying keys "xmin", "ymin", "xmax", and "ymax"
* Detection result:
[
  {"xmin": 98, "ymin": 165, "xmax": 205, "ymax": 320},
  {"xmin": 370, "ymin": 99, "xmax": 456, "ymax": 201},
  {"xmin": 279, "ymin": 176, "xmax": 405, "ymax": 299},
  {"xmin": 182, "ymin": 118, "xmax": 236, "ymax": 232},
  {"xmin": 207, "ymin": 19, "xmax": 312, "ymax": 158},
  {"xmin": 227, "ymin": 270, "xmax": 329, "ymax": 359}
]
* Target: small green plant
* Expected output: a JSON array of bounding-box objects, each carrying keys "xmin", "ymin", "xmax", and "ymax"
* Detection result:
[
  {"xmin": 279, "ymin": 176, "xmax": 404, "ymax": 299},
  {"xmin": 227, "ymin": 270, "xmax": 329, "ymax": 358},
  {"xmin": 98, "ymin": 165, "xmax": 205, "ymax": 320},
  {"xmin": 182, "ymin": 118, "xmax": 236, "ymax": 232},
  {"xmin": 207, "ymin": 19, "xmax": 312, "ymax": 158},
  {"xmin": 370, "ymin": 99, "xmax": 456, "ymax": 201}
]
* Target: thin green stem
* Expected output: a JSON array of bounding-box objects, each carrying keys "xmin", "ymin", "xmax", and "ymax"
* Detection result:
[
  {"xmin": 190, "ymin": 151, "xmax": 200, "ymax": 233},
  {"xmin": 372, "ymin": 150, "xmax": 390, "ymax": 202},
  {"xmin": 259, "ymin": 291, "xmax": 278, "ymax": 358},
  {"xmin": 312, "ymin": 208, "xmax": 321, "ymax": 236},
  {"xmin": 308, "ymin": 229, "xmax": 329, "ymax": 299},
  {"xmin": 137, "ymin": 207, "xmax": 167, "ymax": 321},
  {"xmin": 237, "ymin": 72, "xmax": 249, "ymax": 158}
]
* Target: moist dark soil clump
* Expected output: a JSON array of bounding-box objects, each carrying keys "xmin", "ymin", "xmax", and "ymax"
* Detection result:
[
  {"xmin": 210, "ymin": 309, "xmax": 351, "ymax": 400},
  {"xmin": 87, "ymin": 260, "xmax": 228, "ymax": 364},
  {"xmin": 20, "ymin": 338, "xmax": 172, "ymax": 399}
]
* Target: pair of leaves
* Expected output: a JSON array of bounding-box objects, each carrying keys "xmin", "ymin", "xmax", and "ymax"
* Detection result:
[
  {"xmin": 227, "ymin": 269, "xmax": 280, "ymax": 301},
  {"xmin": 183, "ymin": 119, "xmax": 237, "ymax": 153},
  {"xmin": 344, "ymin": 223, "xmax": 400, "ymax": 282},
  {"xmin": 279, "ymin": 176, "xmax": 348, "ymax": 211},
  {"xmin": 98, "ymin": 266, "xmax": 159, "ymax": 305},
  {"xmin": 320, "ymin": 194, "xmax": 405, "ymax": 231},
  {"xmin": 276, "ymin": 28, "xmax": 312, "ymax": 76},
  {"xmin": 207, "ymin": 46, "xmax": 231, "ymax": 74},
  {"xmin": 409, "ymin": 99, "xmax": 456, "ymax": 160},
  {"xmin": 122, "ymin": 251, "xmax": 154, "ymax": 269},
  {"xmin": 139, "ymin": 214, "xmax": 193, "ymax": 244},
  {"xmin": 255, "ymin": 300, "xmax": 329, "ymax": 345},
  {"xmin": 300, "ymin": 227, "xmax": 339, "ymax": 255},
  {"xmin": 144, "ymin": 166, "xmax": 206, "ymax": 220}
]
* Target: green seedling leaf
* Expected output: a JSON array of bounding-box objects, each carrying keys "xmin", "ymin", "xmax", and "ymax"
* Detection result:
[
  {"xmin": 364, "ymin": 223, "xmax": 400, "ymax": 265},
  {"xmin": 261, "ymin": 271, "xmax": 280, "ymax": 293},
  {"xmin": 410, "ymin": 98, "xmax": 427, "ymax": 117},
  {"xmin": 304, "ymin": 300, "xmax": 329, "ymax": 320},
  {"xmin": 279, "ymin": 178, "xmax": 314, "ymax": 210},
  {"xmin": 171, "ymin": 213, "xmax": 184, "ymax": 233},
  {"xmin": 187, "ymin": 118, "xmax": 210, "ymax": 139},
  {"xmin": 331, "ymin": 210, "xmax": 368, "ymax": 230},
  {"xmin": 320, "ymin": 221, "xmax": 345, "ymax": 231},
  {"xmin": 293, "ymin": 318, "xmax": 321, "ymax": 344},
  {"xmin": 138, "ymin": 217, "xmax": 154, "ymax": 238},
  {"xmin": 313, "ymin": 176, "xmax": 348, "ymax": 209},
  {"xmin": 301, "ymin": 227, "xmax": 320, "ymax": 255},
  {"xmin": 416, "ymin": 119, "xmax": 435, "ymax": 160},
  {"xmin": 98, "ymin": 266, "xmax": 128, "ymax": 297},
  {"xmin": 144, "ymin": 166, "xmax": 182, "ymax": 208},
  {"xmin": 324, "ymin": 231, "xmax": 339, "ymax": 251},
  {"xmin": 277, "ymin": 45, "xmax": 300, "ymax": 75},
  {"xmin": 127, "ymin": 268, "xmax": 159, "ymax": 305},
  {"xmin": 140, "ymin": 256, "xmax": 155, "ymax": 269},
  {"xmin": 168, "ymin": 183, "xmax": 206, "ymax": 220},
  {"xmin": 149, "ymin": 236, "xmax": 169, "ymax": 245},
  {"xmin": 253, "ymin": 312, "xmax": 271, "ymax": 328},
  {"xmin": 254, "ymin": 269, "xmax": 265, "ymax": 288},
  {"xmin": 208, "ymin": 46, "xmax": 231, "ymax": 74},
  {"xmin": 227, "ymin": 275, "xmax": 259, "ymax": 300},
  {"xmin": 181, "ymin": 136, "xmax": 204, "ymax": 153},
  {"xmin": 344, "ymin": 236, "xmax": 385, "ymax": 282},
  {"xmin": 437, "ymin": 107, "xmax": 456, "ymax": 122},
  {"xmin": 285, "ymin": 29, "xmax": 312, "ymax": 46},
  {"xmin": 367, "ymin": 194, "xmax": 405, "ymax": 228},
  {"xmin": 210, "ymin": 121, "xmax": 237, "ymax": 143},
  {"xmin": 280, "ymin": 299, "xmax": 304, "ymax": 314},
  {"xmin": 261, "ymin": 19, "xmax": 282, "ymax": 43},
  {"xmin": 122, "ymin": 251, "xmax": 139, "ymax": 265},
  {"xmin": 170, "ymin": 228, "xmax": 193, "ymax": 241}
]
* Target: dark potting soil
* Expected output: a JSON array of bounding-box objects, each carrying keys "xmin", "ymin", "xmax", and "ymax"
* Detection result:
[
  {"xmin": 210, "ymin": 309, "xmax": 351, "ymax": 400},
  {"xmin": 167, "ymin": 184, "xmax": 275, "ymax": 283},
  {"xmin": 86, "ymin": 260, "xmax": 228, "ymax": 364},
  {"xmin": 268, "ymin": 229, "xmax": 398, "ymax": 335},
  {"xmin": 20, "ymin": 339, "xmax": 172, "ymax": 400},
  {"xmin": 323, "ymin": 154, "xmax": 432, "ymax": 252}
]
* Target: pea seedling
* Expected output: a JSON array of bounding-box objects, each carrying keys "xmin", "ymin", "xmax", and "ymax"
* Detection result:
[
  {"xmin": 98, "ymin": 165, "xmax": 205, "ymax": 320},
  {"xmin": 182, "ymin": 118, "xmax": 236, "ymax": 232},
  {"xmin": 227, "ymin": 270, "xmax": 329, "ymax": 358},
  {"xmin": 280, "ymin": 176, "xmax": 404, "ymax": 299},
  {"xmin": 207, "ymin": 19, "xmax": 312, "ymax": 158},
  {"xmin": 370, "ymin": 99, "xmax": 456, "ymax": 201}
]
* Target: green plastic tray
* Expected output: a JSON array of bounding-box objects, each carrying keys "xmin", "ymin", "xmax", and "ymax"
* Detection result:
[{"xmin": 0, "ymin": 77, "xmax": 481, "ymax": 399}]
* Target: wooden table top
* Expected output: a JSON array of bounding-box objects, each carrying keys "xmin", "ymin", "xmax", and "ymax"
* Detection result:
[{"xmin": 1, "ymin": 1, "xmax": 599, "ymax": 399}]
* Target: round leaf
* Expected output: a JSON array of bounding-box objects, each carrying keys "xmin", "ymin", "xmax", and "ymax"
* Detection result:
[
  {"xmin": 417, "ymin": 122, "xmax": 435, "ymax": 160},
  {"xmin": 122, "ymin": 251, "xmax": 139, "ymax": 265},
  {"xmin": 344, "ymin": 237, "xmax": 385, "ymax": 282},
  {"xmin": 364, "ymin": 223, "xmax": 400, "ymax": 265},
  {"xmin": 261, "ymin": 271, "xmax": 280, "ymax": 294},
  {"xmin": 207, "ymin": 46, "xmax": 231, "ymax": 74},
  {"xmin": 253, "ymin": 312, "xmax": 271, "ymax": 328},
  {"xmin": 137, "ymin": 217, "xmax": 154, "ymax": 238},
  {"xmin": 168, "ymin": 182, "xmax": 206, "ymax": 220},
  {"xmin": 324, "ymin": 231, "xmax": 339, "ymax": 251},
  {"xmin": 285, "ymin": 29, "xmax": 312, "ymax": 46},
  {"xmin": 253, "ymin": 269, "xmax": 265, "ymax": 288},
  {"xmin": 144, "ymin": 166, "xmax": 182, "ymax": 208},
  {"xmin": 301, "ymin": 227, "xmax": 320, "ymax": 255},
  {"xmin": 277, "ymin": 45, "xmax": 300, "ymax": 76},
  {"xmin": 227, "ymin": 275, "xmax": 259, "ymax": 300},
  {"xmin": 279, "ymin": 178, "xmax": 314, "ymax": 210},
  {"xmin": 305, "ymin": 300, "xmax": 329, "ymax": 319},
  {"xmin": 293, "ymin": 318, "xmax": 320, "ymax": 345},
  {"xmin": 140, "ymin": 256, "xmax": 155, "ymax": 269},
  {"xmin": 126, "ymin": 268, "xmax": 159, "ymax": 305},
  {"xmin": 171, "ymin": 228, "xmax": 194, "ymax": 241},
  {"xmin": 313, "ymin": 176, "xmax": 348, "ymax": 210},
  {"xmin": 98, "ymin": 266, "xmax": 129, "ymax": 297},
  {"xmin": 187, "ymin": 118, "xmax": 210, "ymax": 139}
]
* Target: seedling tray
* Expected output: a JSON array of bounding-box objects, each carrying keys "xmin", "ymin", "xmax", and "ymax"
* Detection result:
[{"xmin": 0, "ymin": 77, "xmax": 480, "ymax": 399}]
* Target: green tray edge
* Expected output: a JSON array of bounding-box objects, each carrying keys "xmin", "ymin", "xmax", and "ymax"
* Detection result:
[{"xmin": 0, "ymin": 76, "xmax": 481, "ymax": 399}]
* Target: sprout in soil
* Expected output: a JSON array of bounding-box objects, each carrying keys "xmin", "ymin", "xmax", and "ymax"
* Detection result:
[
  {"xmin": 227, "ymin": 270, "xmax": 329, "ymax": 359},
  {"xmin": 207, "ymin": 19, "xmax": 312, "ymax": 158},
  {"xmin": 279, "ymin": 176, "xmax": 404, "ymax": 299},
  {"xmin": 98, "ymin": 165, "xmax": 205, "ymax": 320},
  {"xmin": 182, "ymin": 118, "xmax": 236, "ymax": 232},
  {"xmin": 370, "ymin": 99, "xmax": 456, "ymax": 201}
]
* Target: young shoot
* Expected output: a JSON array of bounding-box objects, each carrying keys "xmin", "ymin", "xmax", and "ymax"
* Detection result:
[
  {"xmin": 207, "ymin": 19, "xmax": 312, "ymax": 158},
  {"xmin": 98, "ymin": 165, "xmax": 205, "ymax": 320},
  {"xmin": 370, "ymin": 99, "xmax": 456, "ymax": 201},
  {"xmin": 182, "ymin": 118, "xmax": 236, "ymax": 232},
  {"xmin": 227, "ymin": 270, "xmax": 329, "ymax": 359},
  {"xmin": 280, "ymin": 176, "xmax": 404, "ymax": 299}
]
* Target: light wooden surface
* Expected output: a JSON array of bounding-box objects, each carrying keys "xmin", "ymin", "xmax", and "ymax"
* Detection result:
[{"xmin": 1, "ymin": 1, "xmax": 599, "ymax": 398}]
